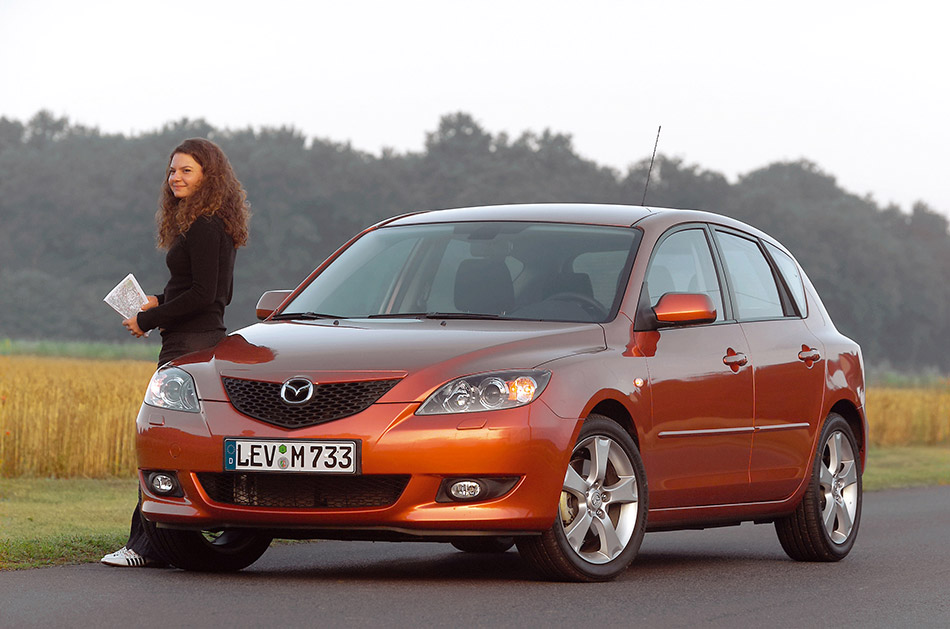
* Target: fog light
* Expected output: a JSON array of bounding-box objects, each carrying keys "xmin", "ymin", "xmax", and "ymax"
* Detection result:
[
  {"xmin": 449, "ymin": 480, "xmax": 483, "ymax": 500},
  {"xmin": 436, "ymin": 477, "xmax": 521, "ymax": 503},
  {"xmin": 146, "ymin": 471, "xmax": 182, "ymax": 496}
]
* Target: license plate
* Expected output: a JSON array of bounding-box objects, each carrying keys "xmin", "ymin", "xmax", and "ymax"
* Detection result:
[{"xmin": 224, "ymin": 438, "xmax": 359, "ymax": 474}]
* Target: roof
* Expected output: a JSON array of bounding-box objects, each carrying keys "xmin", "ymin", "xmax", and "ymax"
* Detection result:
[
  {"xmin": 382, "ymin": 203, "xmax": 656, "ymax": 228},
  {"xmin": 382, "ymin": 203, "xmax": 780, "ymax": 249}
]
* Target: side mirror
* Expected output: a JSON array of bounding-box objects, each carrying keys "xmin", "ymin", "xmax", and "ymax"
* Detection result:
[
  {"xmin": 256, "ymin": 290, "xmax": 293, "ymax": 320},
  {"xmin": 653, "ymin": 293, "xmax": 717, "ymax": 326}
]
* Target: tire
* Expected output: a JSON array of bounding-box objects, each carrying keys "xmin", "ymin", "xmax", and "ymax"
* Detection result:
[
  {"xmin": 144, "ymin": 518, "xmax": 272, "ymax": 572},
  {"xmin": 451, "ymin": 537, "xmax": 516, "ymax": 553},
  {"xmin": 775, "ymin": 413, "xmax": 862, "ymax": 561},
  {"xmin": 517, "ymin": 415, "xmax": 648, "ymax": 582}
]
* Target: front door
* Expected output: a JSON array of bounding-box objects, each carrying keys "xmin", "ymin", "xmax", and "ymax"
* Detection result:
[
  {"xmin": 637, "ymin": 227, "xmax": 755, "ymax": 508},
  {"xmin": 644, "ymin": 324, "xmax": 755, "ymax": 508}
]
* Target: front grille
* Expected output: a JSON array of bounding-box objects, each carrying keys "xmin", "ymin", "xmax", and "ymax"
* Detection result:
[
  {"xmin": 222, "ymin": 377, "xmax": 400, "ymax": 428},
  {"xmin": 196, "ymin": 472, "xmax": 410, "ymax": 509}
]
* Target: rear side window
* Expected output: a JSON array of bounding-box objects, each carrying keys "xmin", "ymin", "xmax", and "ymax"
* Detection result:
[
  {"xmin": 765, "ymin": 242, "xmax": 807, "ymax": 316},
  {"xmin": 716, "ymin": 231, "xmax": 784, "ymax": 321}
]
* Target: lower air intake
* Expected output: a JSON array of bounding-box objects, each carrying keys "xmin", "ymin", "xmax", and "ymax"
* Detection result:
[{"xmin": 196, "ymin": 473, "xmax": 410, "ymax": 509}]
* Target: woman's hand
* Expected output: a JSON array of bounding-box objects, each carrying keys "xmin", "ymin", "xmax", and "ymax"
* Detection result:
[
  {"xmin": 123, "ymin": 314, "xmax": 146, "ymax": 338},
  {"xmin": 123, "ymin": 296, "xmax": 157, "ymax": 338}
]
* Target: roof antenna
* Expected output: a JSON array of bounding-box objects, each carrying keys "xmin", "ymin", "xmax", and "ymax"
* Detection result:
[{"xmin": 641, "ymin": 125, "xmax": 662, "ymax": 206}]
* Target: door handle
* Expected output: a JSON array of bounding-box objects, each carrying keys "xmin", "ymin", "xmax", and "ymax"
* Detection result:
[
  {"xmin": 798, "ymin": 347, "xmax": 821, "ymax": 363},
  {"xmin": 723, "ymin": 349, "xmax": 748, "ymax": 372}
]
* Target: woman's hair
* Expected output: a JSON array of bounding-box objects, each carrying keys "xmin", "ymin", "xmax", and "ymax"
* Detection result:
[{"xmin": 156, "ymin": 138, "xmax": 251, "ymax": 249}]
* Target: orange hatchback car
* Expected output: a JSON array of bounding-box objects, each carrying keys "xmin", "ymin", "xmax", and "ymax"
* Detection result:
[{"xmin": 137, "ymin": 203, "xmax": 866, "ymax": 581}]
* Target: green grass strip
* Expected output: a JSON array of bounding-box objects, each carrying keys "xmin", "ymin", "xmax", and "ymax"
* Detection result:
[
  {"xmin": 0, "ymin": 338, "xmax": 160, "ymax": 362},
  {"xmin": 0, "ymin": 478, "xmax": 136, "ymax": 570},
  {"xmin": 864, "ymin": 446, "xmax": 950, "ymax": 490}
]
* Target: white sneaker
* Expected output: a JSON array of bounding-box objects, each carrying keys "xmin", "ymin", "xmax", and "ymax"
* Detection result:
[{"xmin": 100, "ymin": 546, "xmax": 149, "ymax": 567}]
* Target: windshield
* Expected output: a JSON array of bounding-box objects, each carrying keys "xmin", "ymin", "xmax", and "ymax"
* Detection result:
[{"xmin": 282, "ymin": 222, "xmax": 641, "ymax": 323}]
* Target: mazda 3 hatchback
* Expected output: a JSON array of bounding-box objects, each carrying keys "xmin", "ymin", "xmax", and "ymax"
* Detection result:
[{"xmin": 137, "ymin": 203, "xmax": 865, "ymax": 581}]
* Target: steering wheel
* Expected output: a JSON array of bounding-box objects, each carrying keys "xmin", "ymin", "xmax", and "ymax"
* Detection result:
[{"xmin": 548, "ymin": 292, "xmax": 609, "ymax": 320}]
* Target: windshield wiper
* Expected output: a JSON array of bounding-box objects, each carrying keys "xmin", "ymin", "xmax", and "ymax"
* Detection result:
[
  {"xmin": 365, "ymin": 313, "xmax": 429, "ymax": 319},
  {"xmin": 271, "ymin": 312, "xmax": 344, "ymax": 321},
  {"xmin": 423, "ymin": 312, "xmax": 504, "ymax": 320},
  {"xmin": 365, "ymin": 312, "xmax": 505, "ymax": 320}
]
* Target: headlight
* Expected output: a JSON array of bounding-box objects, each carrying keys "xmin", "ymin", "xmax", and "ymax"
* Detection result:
[
  {"xmin": 144, "ymin": 367, "xmax": 200, "ymax": 413},
  {"xmin": 417, "ymin": 370, "xmax": 551, "ymax": 415}
]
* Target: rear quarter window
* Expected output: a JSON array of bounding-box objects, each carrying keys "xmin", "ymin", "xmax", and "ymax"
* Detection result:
[{"xmin": 765, "ymin": 241, "xmax": 807, "ymax": 316}]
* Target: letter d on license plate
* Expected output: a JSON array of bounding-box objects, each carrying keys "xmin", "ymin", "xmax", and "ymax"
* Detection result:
[{"xmin": 224, "ymin": 438, "xmax": 359, "ymax": 474}]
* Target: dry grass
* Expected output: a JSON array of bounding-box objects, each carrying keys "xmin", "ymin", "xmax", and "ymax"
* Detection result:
[
  {"xmin": 0, "ymin": 355, "xmax": 948, "ymax": 478},
  {"xmin": 0, "ymin": 356, "xmax": 154, "ymax": 478},
  {"xmin": 867, "ymin": 386, "xmax": 950, "ymax": 446}
]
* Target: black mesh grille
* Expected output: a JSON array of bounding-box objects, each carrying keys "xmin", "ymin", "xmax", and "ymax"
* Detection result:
[
  {"xmin": 196, "ymin": 473, "xmax": 410, "ymax": 509},
  {"xmin": 222, "ymin": 377, "xmax": 400, "ymax": 428}
]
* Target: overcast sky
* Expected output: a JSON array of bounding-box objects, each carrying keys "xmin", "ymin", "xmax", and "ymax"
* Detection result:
[{"xmin": 2, "ymin": 0, "xmax": 947, "ymax": 217}]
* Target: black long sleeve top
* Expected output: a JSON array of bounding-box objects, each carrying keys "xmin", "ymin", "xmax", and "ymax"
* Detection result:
[{"xmin": 137, "ymin": 215, "xmax": 236, "ymax": 334}]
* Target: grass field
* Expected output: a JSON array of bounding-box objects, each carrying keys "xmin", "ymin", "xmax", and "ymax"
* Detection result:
[
  {"xmin": 865, "ymin": 387, "xmax": 950, "ymax": 445},
  {"xmin": 0, "ymin": 356, "xmax": 155, "ymax": 477},
  {"xmin": 0, "ymin": 478, "xmax": 134, "ymax": 570},
  {"xmin": 0, "ymin": 337, "xmax": 160, "ymax": 362}
]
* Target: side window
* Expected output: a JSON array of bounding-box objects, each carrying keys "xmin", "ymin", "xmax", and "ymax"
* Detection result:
[
  {"xmin": 716, "ymin": 231, "xmax": 784, "ymax": 320},
  {"xmin": 765, "ymin": 242, "xmax": 807, "ymax": 316},
  {"xmin": 645, "ymin": 229, "xmax": 723, "ymax": 321}
]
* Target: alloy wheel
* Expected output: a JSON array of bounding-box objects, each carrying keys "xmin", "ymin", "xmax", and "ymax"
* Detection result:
[
  {"xmin": 558, "ymin": 435, "xmax": 640, "ymax": 564},
  {"xmin": 819, "ymin": 430, "xmax": 859, "ymax": 544}
]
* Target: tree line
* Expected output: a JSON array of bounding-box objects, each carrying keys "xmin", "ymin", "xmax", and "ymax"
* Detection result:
[{"xmin": 1, "ymin": 111, "xmax": 947, "ymax": 371}]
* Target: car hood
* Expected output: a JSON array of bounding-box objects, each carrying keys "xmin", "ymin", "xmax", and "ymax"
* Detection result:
[{"xmin": 174, "ymin": 318, "xmax": 606, "ymax": 403}]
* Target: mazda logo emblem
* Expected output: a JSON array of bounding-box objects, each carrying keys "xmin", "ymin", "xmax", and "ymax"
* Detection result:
[{"xmin": 280, "ymin": 377, "xmax": 314, "ymax": 405}]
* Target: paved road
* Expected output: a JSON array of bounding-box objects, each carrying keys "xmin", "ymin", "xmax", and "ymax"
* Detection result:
[{"xmin": 2, "ymin": 486, "xmax": 948, "ymax": 627}]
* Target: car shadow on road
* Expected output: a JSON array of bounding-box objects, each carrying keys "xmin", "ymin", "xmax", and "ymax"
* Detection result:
[
  {"xmin": 235, "ymin": 542, "xmax": 537, "ymax": 582},
  {"xmin": 145, "ymin": 534, "xmax": 796, "ymax": 583}
]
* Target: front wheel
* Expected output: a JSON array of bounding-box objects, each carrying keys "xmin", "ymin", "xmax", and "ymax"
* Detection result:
[
  {"xmin": 517, "ymin": 415, "xmax": 648, "ymax": 582},
  {"xmin": 144, "ymin": 519, "xmax": 272, "ymax": 572},
  {"xmin": 775, "ymin": 413, "xmax": 862, "ymax": 561}
]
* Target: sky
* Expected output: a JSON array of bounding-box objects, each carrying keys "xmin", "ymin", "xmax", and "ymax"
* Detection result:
[{"xmin": 2, "ymin": 0, "xmax": 948, "ymax": 217}]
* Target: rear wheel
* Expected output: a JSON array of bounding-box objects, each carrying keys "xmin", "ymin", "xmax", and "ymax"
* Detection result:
[
  {"xmin": 450, "ymin": 537, "xmax": 515, "ymax": 553},
  {"xmin": 144, "ymin": 518, "xmax": 272, "ymax": 572},
  {"xmin": 517, "ymin": 415, "xmax": 648, "ymax": 582},
  {"xmin": 775, "ymin": 413, "xmax": 862, "ymax": 561}
]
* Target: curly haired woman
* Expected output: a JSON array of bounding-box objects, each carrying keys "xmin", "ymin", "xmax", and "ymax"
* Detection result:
[{"xmin": 102, "ymin": 138, "xmax": 251, "ymax": 567}]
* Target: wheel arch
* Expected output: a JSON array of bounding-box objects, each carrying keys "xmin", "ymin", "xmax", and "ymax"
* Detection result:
[
  {"xmin": 586, "ymin": 398, "xmax": 641, "ymax": 448},
  {"xmin": 828, "ymin": 398, "xmax": 867, "ymax": 471}
]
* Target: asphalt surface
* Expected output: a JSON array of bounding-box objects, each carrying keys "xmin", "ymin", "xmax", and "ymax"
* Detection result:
[{"xmin": 1, "ymin": 486, "xmax": 947, "ymax": 627}]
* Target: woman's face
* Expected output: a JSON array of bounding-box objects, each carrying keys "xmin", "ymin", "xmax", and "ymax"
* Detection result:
[{"xmin": 167, "ymin": 152, "xmax": 204, "ymax": 198}]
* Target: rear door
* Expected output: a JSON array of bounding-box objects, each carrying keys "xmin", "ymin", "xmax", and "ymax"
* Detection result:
[{"xmin": 713, "ymin": 230, "xmax": 825, "ymax": 501}]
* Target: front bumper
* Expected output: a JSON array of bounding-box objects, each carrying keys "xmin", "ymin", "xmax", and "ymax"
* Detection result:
[{"xmin": 136, "ymin": 398, "xmax": 578, "ymax": 534}]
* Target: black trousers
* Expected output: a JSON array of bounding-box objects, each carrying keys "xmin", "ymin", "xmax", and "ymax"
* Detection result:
[{"xmin": 127, "ymin": 329, "xmax": 225, "ymax": 560}]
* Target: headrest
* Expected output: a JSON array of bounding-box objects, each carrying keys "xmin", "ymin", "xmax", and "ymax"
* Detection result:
[{"xmin": 454, "ymin": 258, "xmax": 514, "ymax": 314}]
